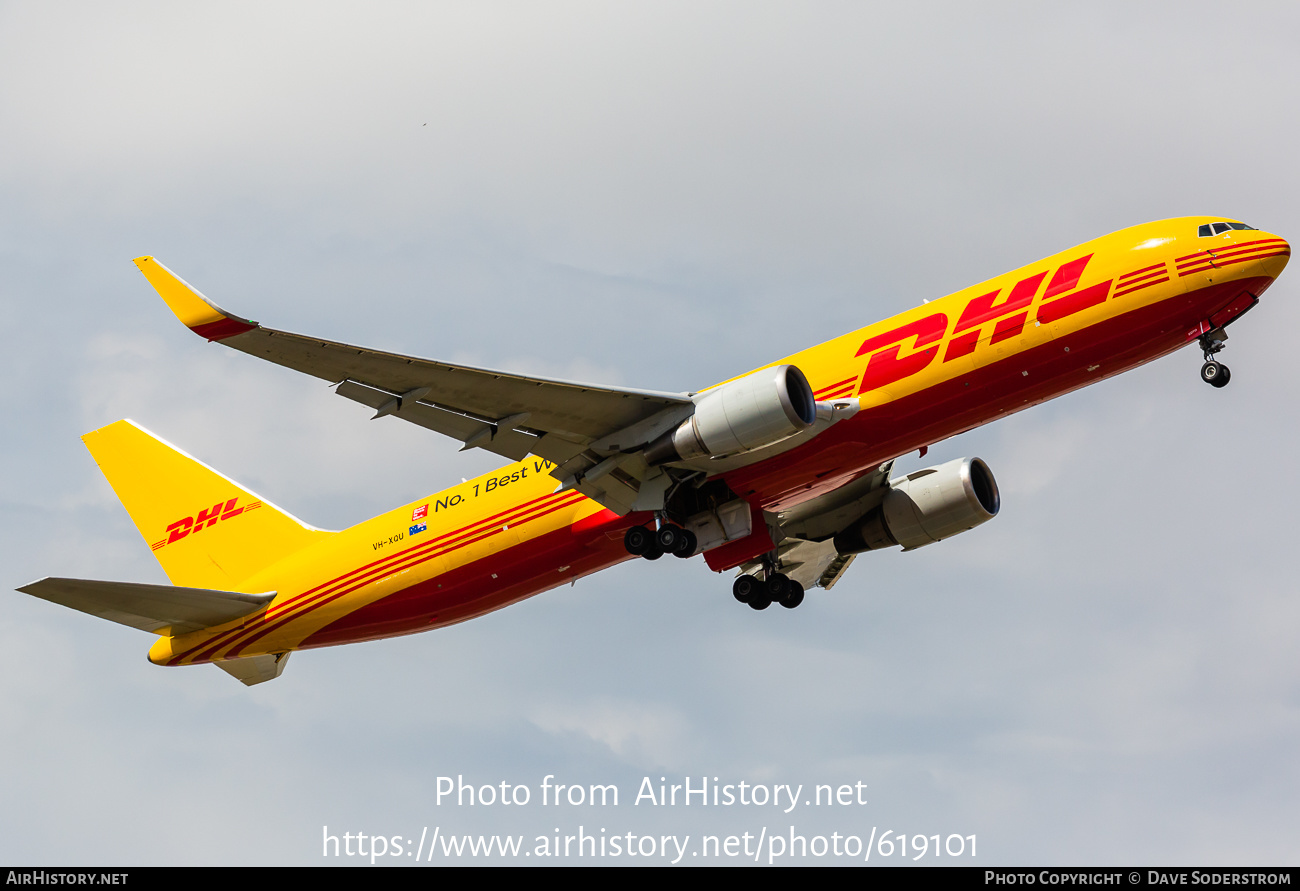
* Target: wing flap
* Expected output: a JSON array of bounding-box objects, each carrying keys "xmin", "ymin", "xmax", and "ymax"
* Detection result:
[
  {"xmin": 335, "ymin": 379, "xmax": 541, "ymax": 462},
  {"xmin": 740, "ymin": 459, "xmax": 897, "ymax": 590},
  {"xmin": 775, "ymin": 459, "xmax": 896, "ymax": 541},
  {"xmin": 816, "ymin": 553, "xmax": 857, "ymax": 590},
  {"xmin": 17, "ymin": 577, "xmax": 274, "ymax": 636},
  {"xmin": 740, "ymin": 539, "xmax": 842, "ymax": 591}
]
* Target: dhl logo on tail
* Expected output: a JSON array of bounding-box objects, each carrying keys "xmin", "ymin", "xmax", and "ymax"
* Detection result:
[{"xmin": 153, "ymin": 497, "xmax": 262, "ymax": 550}]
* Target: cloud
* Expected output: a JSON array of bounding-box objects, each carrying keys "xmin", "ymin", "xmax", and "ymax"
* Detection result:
[{"xmin": 531, "ymin": 698, "xmax": 693, "ymax": 770}]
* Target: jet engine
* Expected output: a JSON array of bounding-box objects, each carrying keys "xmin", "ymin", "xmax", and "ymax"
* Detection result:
[
  {"xmin": 833, "ymin": 457, "xmax": 1000, "ymax": 553},
  {"xmin": 644, "ymin": 364, "xmax": 817, "ymax": 465}
]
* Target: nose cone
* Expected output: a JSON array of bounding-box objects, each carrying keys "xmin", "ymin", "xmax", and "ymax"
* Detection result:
[
  {"xmin": 1167, "ymin": 221, "xmax": 1289, "ymax": 306},
  {"xmin": 1195, "ymin": 225, "xmax": 1290, "ymax": 292},
  {"xmin": 1256, "ymin": 232, "xmax": 1290, "ymax": 282},
  {"xmin": 1226, "ymin": 229, "xmax": 1290, "ymax": 295}
]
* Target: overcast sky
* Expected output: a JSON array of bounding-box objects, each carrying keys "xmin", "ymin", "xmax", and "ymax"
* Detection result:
[{"xmin": 2, "ymin": 1, "xmax": 1298, "ymax": 866}]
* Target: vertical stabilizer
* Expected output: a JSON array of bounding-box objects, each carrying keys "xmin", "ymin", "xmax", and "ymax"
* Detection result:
[{"xmin": 82, "ymin": 420, "xmax": 332, "ymax": 589}]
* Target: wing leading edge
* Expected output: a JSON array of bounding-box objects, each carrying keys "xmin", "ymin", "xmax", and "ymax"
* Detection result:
[{"xmin": 134, "ymin": 256, "xmax": 696, "ymax": 514}]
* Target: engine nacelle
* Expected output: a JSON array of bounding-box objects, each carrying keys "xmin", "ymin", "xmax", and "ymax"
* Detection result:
[
  {"xmin": 645, "ymin": 364, "xmax": 816, "ymax": 465},
  {"xmin": 833, "ymin": 457, "xmax": 1000, "ymax": 553}
]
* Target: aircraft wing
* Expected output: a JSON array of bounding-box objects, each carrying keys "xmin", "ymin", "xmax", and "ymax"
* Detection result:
[{"xmin": 135, "ymin": 257, "xmax": 696, "ymax": 514}]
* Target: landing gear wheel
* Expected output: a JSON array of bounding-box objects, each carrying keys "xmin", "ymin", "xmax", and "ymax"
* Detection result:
[
  {"xmin": 748, "ymin": 592, "xmax": 772, "ymax": 611},
  {"xmin": 623, "ymin": 526, "xmax": 651, "ymax": 556},
  {"xmin": 733, "ymin": 575, "xmax": 758, "ymax": 604},
  {"xmin": 1201, "ymin": 360, "xmax": 1230, "ymax": 387},
  {"xmin": 672, "ymin": 528, "xmax": 698, "ymax": 558},
  {"xmin": 641, "ymin": 541, "xmax": 664, "ymax": 561},
  {"xmin": 655, "ymin": 524, "xmax": 683, "ymax": 553},
  {"xmin": 1198, "ymin": 329, "xmax": 1231, "ymax": 388},
  {"xmin": 779, "ymin": 581, "xmax": 805, "ymax": 609},
  {"xmin": 764, "ymin": 572, "xmax": 792, "ymax": 601}
]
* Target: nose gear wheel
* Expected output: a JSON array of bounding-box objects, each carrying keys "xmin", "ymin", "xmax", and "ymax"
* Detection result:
[
  {"xmin": 1200, "ymin": 360, "xmax": 1230, "ymax": 388},
  {"xmin": 1198, "ymin": 329, "xmax": 1231, "ymax": 388}
]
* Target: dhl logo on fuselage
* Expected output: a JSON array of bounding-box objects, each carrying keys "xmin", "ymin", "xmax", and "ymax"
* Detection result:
[
  {"xmin": 151, "ymin": 497, "xmax": 261, "ymax": 551},
  {"xmin": 853, "ymin": 253, "xmax": 1111, "ymax": 394}
]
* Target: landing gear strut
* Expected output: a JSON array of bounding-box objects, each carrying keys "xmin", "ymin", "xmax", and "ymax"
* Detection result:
[{"xmin": 1199, "ymin": 329, "xmax": 1231, "ymax": 388}]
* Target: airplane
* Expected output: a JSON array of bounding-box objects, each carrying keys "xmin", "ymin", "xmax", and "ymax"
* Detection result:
[{"xmin": 17, "ymin": 217, "xmax": 1289, "ymax": 685}]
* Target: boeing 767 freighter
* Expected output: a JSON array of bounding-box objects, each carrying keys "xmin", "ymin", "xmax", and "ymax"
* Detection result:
[{"xmin": 18, "ymin": 217, "xmax": 1288, "ymax": 684}]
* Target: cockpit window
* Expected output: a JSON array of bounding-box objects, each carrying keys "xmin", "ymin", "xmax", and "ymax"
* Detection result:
[{"xmin": 1199, "ymin": 221, "xmax": 1258, "ymax": 237}]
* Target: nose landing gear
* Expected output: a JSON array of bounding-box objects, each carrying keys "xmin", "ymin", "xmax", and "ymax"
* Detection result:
[
  {"xmin": 1198, "ymin": 328, "xmax": 1231, "ymax": 388},
  {"xmin": 1200, "ymin": 360, "xmax": 1230, "ymax": 388}
]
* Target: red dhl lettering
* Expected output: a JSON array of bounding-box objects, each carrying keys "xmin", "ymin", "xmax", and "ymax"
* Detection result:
[
  {"xmin": 851, "ymin": 253, "xmax": 1130, "ymax": 392},
  {"xmin": 990, "ymin": 311, "xmax": 1028, "ymax": 344},
  {"xmin": 1035, "ymin": 254, "xmax": 1113, "ymax": 323},
  {"xmin": 943, "ymin": 270, "xmax": 1048, "ymax": 362},
  {"xmin": 165, "ymin": 517, "xmax": 192, "ymax": 544},
  {"xmin": 194, "ymin": 500, "xmax": 224, "ymax": 530},
  {"xmin": 1043, "ymin": 254, "xmax": 1093, "ymax": 299},
  {"xmin": 156, "ymin": 498, "xmax": 254, "ymax": 550},
  {"xmin": 855, "ymin": 313, "xmax": 947, "ymax": 394},
  {"xmin": 954, "ymin": 271, "xmax": 1047, "ymax": 335},
  {"xmin": 1036, "ymin": 279, "xmax": 1112, "ymax": 325}
]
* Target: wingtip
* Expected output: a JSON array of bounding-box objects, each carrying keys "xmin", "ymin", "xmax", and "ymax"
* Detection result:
[{"xmin": 132, "ymin": 256, "xmax": 257, "ymax": 341}]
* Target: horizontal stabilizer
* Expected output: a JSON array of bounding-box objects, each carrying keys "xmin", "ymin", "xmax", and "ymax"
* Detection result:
[
  {"xmin": 16, "ymin": 577, "xmax": 274, "ymax": 636},
  {"xmin": 214, "ymin": 652, "xmax": 290, "ymax": 686}
]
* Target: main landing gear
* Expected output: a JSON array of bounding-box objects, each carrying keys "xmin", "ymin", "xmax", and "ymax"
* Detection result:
[
  {"xmin": 732, "ymin": 570, "xmax": 805, "ymax": 611},
  {"xmin": 624, "ymin": 522, "xmax": 806, "ymax": 611},
  {"xmin": 1198, "ymin": 329, "xmax": 1231, "ymax": 389},
  {"xmin": 624, "ymin": 522, "xmax": 697, "ymax": 560}
]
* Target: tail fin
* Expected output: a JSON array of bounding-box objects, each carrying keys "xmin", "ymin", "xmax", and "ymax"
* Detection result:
[{"xmin": 82, "ymin": 420, "xmax": 332, "ymax": 589}]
